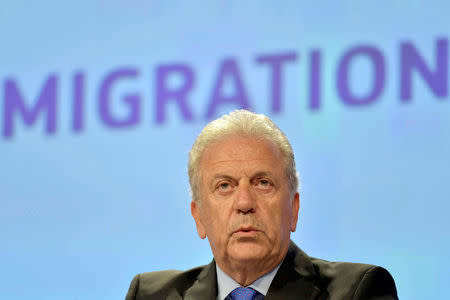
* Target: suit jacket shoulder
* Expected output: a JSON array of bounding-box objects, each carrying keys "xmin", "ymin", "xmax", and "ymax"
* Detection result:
[
  {"xmin": 308, "ymin": 256, "xmax": 398, "ymax": 299},
  {"xmin": 263, "ymin": 242, "xmax": 398, "ymax": 300},
  {"xmin": 125, "ymin": 264, "xmax": 217, "ymax": 300}
]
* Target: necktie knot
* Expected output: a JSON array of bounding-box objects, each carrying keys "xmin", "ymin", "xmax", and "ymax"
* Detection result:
[{"xmin": 229, "ymin": 287, "xmax": 262, "ymax": 300}]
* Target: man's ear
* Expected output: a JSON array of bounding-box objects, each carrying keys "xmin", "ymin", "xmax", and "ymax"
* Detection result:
[
  {"xmin": 191, "ymin": 200, "xmax": 206, "ymax": 239},
  {"xmin": 290, "ymin": 192, "xmax": 300, "ymax": 232}
]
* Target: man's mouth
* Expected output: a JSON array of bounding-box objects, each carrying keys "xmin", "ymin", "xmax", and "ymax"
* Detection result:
[{"xmin": 234, "ymin": 226, "xmax": 260, "ymax": 235}]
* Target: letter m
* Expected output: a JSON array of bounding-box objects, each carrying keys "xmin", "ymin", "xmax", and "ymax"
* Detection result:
[{"xmin": 3, "ymin": 75, "xmax": 57, "ymax": 138}]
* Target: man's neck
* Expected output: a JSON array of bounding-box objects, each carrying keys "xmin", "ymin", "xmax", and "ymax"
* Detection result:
[{"xmin": 216, "ymin": 252, "xmax": 286, "ymax": 286}]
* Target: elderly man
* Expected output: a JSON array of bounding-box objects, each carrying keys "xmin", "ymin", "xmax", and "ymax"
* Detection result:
[{"xmin": 125, "ymin": 110, "xmax": 398, "ymax": 300}]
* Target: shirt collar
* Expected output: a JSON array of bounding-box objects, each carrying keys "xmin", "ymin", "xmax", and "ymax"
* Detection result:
[{"xmin": 215, "ymin": 262, "xmax": 282, "ymax": 300}]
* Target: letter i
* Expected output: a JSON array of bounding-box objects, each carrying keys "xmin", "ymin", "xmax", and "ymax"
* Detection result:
[
  {"xmin": 309, "ymin": 50, "xmax": 321, "ymax": 110},
  {"xmin": 73, "ymin": 72, "xmax": 84, "ymax": 132}
]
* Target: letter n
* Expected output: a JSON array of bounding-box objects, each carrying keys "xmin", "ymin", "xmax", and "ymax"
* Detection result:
[
  {"xmin": 3, "ymin": 75, "xmax": 57, "ymax": 138},
  {"xmin": 400, "ymin": 38, "xmax": 448, "ymax": 101}
]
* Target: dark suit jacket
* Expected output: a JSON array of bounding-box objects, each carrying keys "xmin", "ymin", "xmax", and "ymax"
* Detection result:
[{"xmin": 125, "ymin": 241, "xmax": 398, "ymax": 300}]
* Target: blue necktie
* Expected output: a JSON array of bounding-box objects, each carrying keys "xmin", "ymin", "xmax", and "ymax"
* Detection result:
[{"xmin": 228, "ymin": 287, "xmax": 264, "ymax": 300}]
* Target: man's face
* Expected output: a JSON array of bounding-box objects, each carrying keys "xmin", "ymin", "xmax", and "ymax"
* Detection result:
[{"xmin": 191, "ymin": 135, "xmax": 299, "ymax": 270}]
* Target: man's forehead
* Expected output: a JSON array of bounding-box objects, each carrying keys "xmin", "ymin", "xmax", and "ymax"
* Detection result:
[
  {"xmin": 211, "ymin": 170, "xmax": 275, "ymax": 179},
  {"xmin": 198, "ymin": 137, "xmax": 284, "ymax": 181},
  {"xmin": 201, "ymin": 136, "xmax": 281, "ymax": 161},
  {"xmin": 203, "ymin": 158, "xmax": 279, "ymax": 177}
]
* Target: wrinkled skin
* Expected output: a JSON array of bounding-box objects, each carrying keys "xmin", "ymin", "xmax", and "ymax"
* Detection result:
[{"xmin": 191, "ymin": 136, "xmax": 299, "ymax": 286}]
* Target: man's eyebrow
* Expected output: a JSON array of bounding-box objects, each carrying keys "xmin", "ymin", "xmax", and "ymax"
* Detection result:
[{"xmin": 251, "ymin": 171, "xmax": 273, "ymax": 178}]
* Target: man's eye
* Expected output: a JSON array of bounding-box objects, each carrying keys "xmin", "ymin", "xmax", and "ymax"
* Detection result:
[
  {"xmin": 217, "ymin": 182, "xmax": 231, "ymax": 191},
  {"xmin": 256, "ymin": 179, "xmax": 272, "ymax": 189},
  {"xmin": 259, "ymin": 180, "xmax": 269, "ymax": 186}
]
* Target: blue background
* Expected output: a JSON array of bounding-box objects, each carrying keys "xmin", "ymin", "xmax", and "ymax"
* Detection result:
[{"xmin": 1, "ymin": 1, "xmax": 449, "ymax": 299}]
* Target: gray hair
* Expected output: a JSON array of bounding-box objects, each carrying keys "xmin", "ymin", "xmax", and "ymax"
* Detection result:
[{"xmin": 188, "ymin": 110, "xmax": 299, "ymax": 202}]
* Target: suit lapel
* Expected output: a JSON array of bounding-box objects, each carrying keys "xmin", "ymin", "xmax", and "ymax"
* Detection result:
[
  {"xmin": 170, "ymin": 241, "xmax": 321, "ymax": 300},
  {"xmin": 266, "ymin": 241, "xmax": 322, "ymax": 300},
  {"xmin": 183, "ymin": 260, "xmax": 217, "ymax": 300},
  {"xmin": 165, "ymin": 289, "xmax": 182, "ymax": 300}
]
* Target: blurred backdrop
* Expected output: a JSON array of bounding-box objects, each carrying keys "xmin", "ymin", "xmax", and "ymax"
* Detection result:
[{"xmin": 1, "ymin": 1, "xmax": 449, "ymax": 299}]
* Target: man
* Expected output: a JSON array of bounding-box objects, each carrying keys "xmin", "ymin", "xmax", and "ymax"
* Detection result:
[{"xmin": 125, "ymin": 110, "xmax": 398, "ymax": 300}]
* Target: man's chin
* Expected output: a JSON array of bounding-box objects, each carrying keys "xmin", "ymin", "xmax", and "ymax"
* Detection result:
[{"xmin": 227, "ymin": 239, "xmax": 269, "ymax": 262}]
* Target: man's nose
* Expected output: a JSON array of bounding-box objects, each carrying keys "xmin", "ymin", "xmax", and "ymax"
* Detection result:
[{"xmin": 233, "ymin": 182, "xmax": 256, "ymax": 214}]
